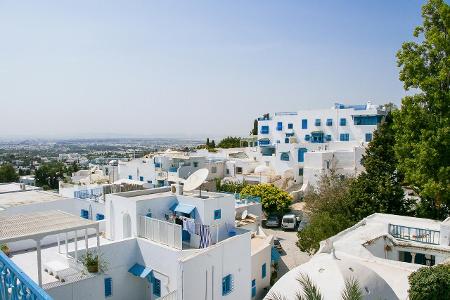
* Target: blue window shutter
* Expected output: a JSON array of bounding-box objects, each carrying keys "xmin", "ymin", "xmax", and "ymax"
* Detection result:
[
  {"xmin": 288, "ymin": 123, "xmax": 293, "ymax": 129},
  {"xmin": 365, "ymin": 133, "xmax": 373, "ymax": 142},
  {"xmin": 214, "ymin": 209, "xmax": 221, "ymax": 220},
  {"xmin": 96, "ymin": 213, "xmax": 105, "ymax": 221},
  {"xmin": 222, "ymin": 274, "xmax": 233, "ymax": 295},
  {"xmin": 285, "ymin": 138, "xmax": 289, "ymax": 144},
  {"xmin": 315, "ymin": 119, "xmax": 321, "ymax": 126},
  {"xmin": 104, "ymin": 277, "xmax": 112, "ymax": 297},
  {"xmin": 340, "ymin": 133, "xmax": 349, "ymax": 141},
  {"xmin": 80, "ymin": 209, "xmax": 89, "ymax": 219},
  {"xmin": 153, "ymin": 277, "xmax": 161, "ymax": 297},
  {"xmin": 340, "ymin": 118, "xmax": 346, "ymax": 126},
  {"xmin": 326, "ymin": 135, "xmax": 332, "ymax": 141},
  {"xmin": 326, "ymin": 118, "xmax": 333, "ymax": 126},
  {"xmin": 277, "ymin": 122, "xmax": 283, "ymax": 131},
  {"xmin": 128, "ymin": 175, "xmax": 132, "ymax": 180},
  {"xmin": 262, "ymin": 263, "xmax": 267, "ymax": 278},
  {"xmin": 251, "ymin": 279, "xmax": 256, "ymax": 297},
  {"xmin": 298, "ymin": 148, "xmax": 307, "ymax": 162},
  {"xmin": 301, "ymin": 119, "xmax": 308, "ymax": 129},
  {"xmin": 280, "ymin": 152, "xmax": 290, "ymax": 161},
  {"xmin": 305, "ymin": 134, "xmax": 310, "ymax": 141}
]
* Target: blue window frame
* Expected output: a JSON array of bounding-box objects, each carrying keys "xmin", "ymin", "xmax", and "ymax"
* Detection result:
[
  {"xmin": 301, "ymin": 119, "xmax": 308, "ymax": 129},
  {"xmin": 80, "ymin": 209, "xmax": 89, "ymax": 219},
  {"xmin": 262, "ymin": 263, "xmax": 267, "ymax": 278},
  {"xmin": 214, "ymin": 209, "xmax": 221, "ymax": 220},
  {"xmin": 354, "ymin": 116, "xmax": 380, "ymax": 125},
  {"xmin": 128, "ymin": 175, "xmax": 132, "ymax": 180},
  {"xmin": 298, "ymin": 148, "xmax": 307, "ymax": 163},
  {"xmin": 305, "ymin": 134, "xmax": 310, "ymax": 141},
  {"xmin": 96, "ymin": 213, "xmax": 105, "ymax": 221},
  {"xmin": 259, "ymin": 139, "xmax": 270, "ymax": 146},
  {"xmin": 153, "ymin": 277, "xmax": 161, "ymax": 297},
  {"xmin": 285, "ymin": 138, "xmax": 289, "ymax": 144},
  {"xmin": 139, "ymin": 176, "xmax": 144, "ymax": 182},
  {"xmin": 340, "ymin": 118, "xmax": 347, "ymax": 126},
  {"xmin": 276, "ymin": 122, "xmax": 283, "ymax": 131},
  {"xmin": 326, "ymin": 135, "xmax": 332, "ymax": 141},
  {"xmin": 104, "ymin": 277, "xmax": 112, "ymax": 297},
  {"xmin": 222, "ymin": 274, "xmax": 233, "ymax": 296},
  {"xmin": 251, "ymin": 279, "xmax": 256, "ymax": 298},
  {"xmin": 260, "ymin": 125, "xmax": 269, "ymax": 134},
  {"xmin": 280, "ymin": 152, "xmax": 290, "ymax": 161},
  {"xmin": 315, "ymin": 119, "xmax": 321, "ymax": 126},
  {"xmin": 288, "ymin": 123, "xmax": 293, "ymax": 129},
  {"xmin": 365, "ymin": 133, "xmax": 373, "ymax": 142},
  {"xmin": 326, "ymin": 118, "xmax": 333, "ymax": 126},
  {"xmin": 340, "ymin": 133, "xmax": 350, "ymax": 141}
]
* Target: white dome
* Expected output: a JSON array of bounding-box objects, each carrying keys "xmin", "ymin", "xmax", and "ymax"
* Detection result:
[{"xmin": 266, "ymin": 252, "xmax": 398, "ymax": 300}]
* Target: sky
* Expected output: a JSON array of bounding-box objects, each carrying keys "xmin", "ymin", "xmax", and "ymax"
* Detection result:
[{"xmin": 0, "ymin": 0, "xmax": 425, "ymax": 139}]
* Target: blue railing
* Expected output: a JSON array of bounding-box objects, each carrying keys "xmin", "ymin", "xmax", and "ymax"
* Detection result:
[
  {"xmin": 0, "ymin": 251, "xmax": 53, "ymax": 300},
  {"xmin": 388, "ymin": 224, "xmax": 440, "ymax": 245},
  {"xmin": 74, "ymin": 188, "xmax": 103, "ymax": 200}
]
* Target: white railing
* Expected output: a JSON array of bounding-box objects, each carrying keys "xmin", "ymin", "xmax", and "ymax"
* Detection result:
[
  {"xmin": 138, "ymin": 216, "xmax": 182, "ymax": 250},
  {"xmin": 161, "ymin": 290, "xmax": 177, "ymax": 300}
]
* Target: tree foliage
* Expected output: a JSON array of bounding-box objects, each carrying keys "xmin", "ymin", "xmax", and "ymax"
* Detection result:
[
  {"xmin": 349, "ymin": 111, "xmax": 413, "ymax": 220},
  {"xmin": 0, "ymin": 164, "xmax": 19, "ymax": 183},
  {"xmin": 35, "ymin": 162, "xmax": 76, "ymax": 190},
  {"xmin": 217, "ymin": 136, "xmax": 241, "ymax": 148},
  {"xmin": 394, "ymin": 0, "xmax": 450, "ymax": 218},
  {"xmin": 408, "ymin": 264, "xmax": 450, "ymax": 300},
  {"xmin": 215, "ymin": 179, "xmax": 247, "ymax": 193},
  {"xmin": 297, "ymin": 173, "xmax": 356, "ymax": 253},
  {"xmin": 240, "ymin": 184, "xmax": 292, "ymax": 215}
]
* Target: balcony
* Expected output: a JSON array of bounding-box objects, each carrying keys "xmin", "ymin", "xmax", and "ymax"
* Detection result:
[
  {"xmin": 0, "ymin": 250, "xmax": 53, "ymax": 299},
  {"xmin": 388, "ymin": 224, "xmax": 440, "ymax": 245}
]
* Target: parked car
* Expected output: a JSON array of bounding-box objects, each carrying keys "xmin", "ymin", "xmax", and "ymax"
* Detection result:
[
  {"xmin": 281, "ymin": 214, "xmax": 297, "ymax": 230},
  {"xmin": 265, "ymin": 215, "xmax": 280, "ymax": 228},
  {"xmin": 297, "ymin": 219, "xmax": 309, "ymax": 231}
]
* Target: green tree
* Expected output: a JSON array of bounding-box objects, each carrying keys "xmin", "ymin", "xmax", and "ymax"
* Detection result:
[
  {"xmin": 251, "ymin": 119, "xmax": 258, "ymax": 136},
  {"xmin": 349, "ymin": 111, "xmax": 413, "ymax": 220},
  {"xmin": 408, "ymin": 264, "xmax": 450, "ymax": 300},
  {"xmin": 35, "ymin": 162, "xmax": 69, "ymax": 190},
  {"xmin": 241, "ymin": 184, "xmax": 292, "ymax": 215},
  {"xmin": 217, "ymin": 136, "xmax": 241, "ymax": 148},
  {"xmin": 0, "ymin": 164, "xmax": 19, "ymax": 183},
  {"xmin": 394, "ymin": 0, "xmax": 450, "ymax": 218}
]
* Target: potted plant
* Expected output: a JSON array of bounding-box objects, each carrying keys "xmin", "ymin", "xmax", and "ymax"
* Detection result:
[
  {"xmin": 1, "ymin": 244, "xmax": 11, "ymax": 257},
  {"xmin": 81, "ymin": 251, "xmax": 107, "ymax": 273}
]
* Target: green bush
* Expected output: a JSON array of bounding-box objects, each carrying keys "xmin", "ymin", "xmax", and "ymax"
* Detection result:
[{"xmin": 408, "ymin": 264, "xmax": 450, "ymax": 300}]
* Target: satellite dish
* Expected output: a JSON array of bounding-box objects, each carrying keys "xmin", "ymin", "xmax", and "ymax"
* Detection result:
[
  {"xmin": 241, "ymin": 209, "xmax": 248, "ymax": 220},
  {"xmin": 183, "ymin": 168, "xmax": 209, "ymax": 192}
]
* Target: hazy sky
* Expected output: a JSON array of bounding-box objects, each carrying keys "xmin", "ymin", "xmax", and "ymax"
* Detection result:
[{"xmin": 0, "ymin": 0, "xmax": 424, "ymax": 139}]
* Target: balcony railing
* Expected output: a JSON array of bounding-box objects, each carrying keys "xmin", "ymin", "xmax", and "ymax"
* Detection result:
[
  {"xmin": 388, "ymin": 224, "xmax": 440, "ymax": 245},
  {"xmin": 0, "ymin": 251, "xmax": 53, "ymax": 299},
  {"xmin": 138, "ymin": 216, "xmax": 182, "ymax": 250},
  {"xmin": 161, "ymin": 290, "xmax": 177, "ymax": 300}
]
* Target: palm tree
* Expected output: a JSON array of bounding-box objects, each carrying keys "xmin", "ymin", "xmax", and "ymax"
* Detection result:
[{"xmin": 264, "ymin": 274, "xmax": 363, "ymax": 300}]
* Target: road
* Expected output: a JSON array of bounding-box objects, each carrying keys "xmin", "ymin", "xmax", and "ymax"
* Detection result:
[{"xmin": 263, "ymin": 227, "xmax": 311, "ymax": 278}]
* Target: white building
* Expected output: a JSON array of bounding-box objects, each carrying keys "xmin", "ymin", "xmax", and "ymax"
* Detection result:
[
  {"xmin": 0, "ymin": 183, "xmax": 272, "ymax": 300},
  {"xmin": 118, "ymin": 150, "xmax": 226, "ymax": 188},
  {"xmin": 267, "ymin": 213, "xmax": 450, "ymax": 299},
  {"xmin": 256, "ymin": 102, "xmax": 386, "ymax": 187}
]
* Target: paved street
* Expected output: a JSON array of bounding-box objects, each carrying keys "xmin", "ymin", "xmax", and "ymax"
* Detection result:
[{"xmin": 263, "ymin": 227, "xmax": 311, "ymax": 278}]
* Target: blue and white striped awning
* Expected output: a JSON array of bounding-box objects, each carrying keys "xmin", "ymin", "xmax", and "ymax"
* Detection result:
[
  {"xmin": 173, "ymin": 203, "xmax": 196, "ymax": 215},
  {"xmin": 128, "ymin": 263, "xmax": 153, "ymax": 279}
]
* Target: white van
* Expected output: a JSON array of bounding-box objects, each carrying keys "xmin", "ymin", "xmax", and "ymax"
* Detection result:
[{"xmin": 281, "ymin": 214, "xmax": 297, "ymax": 230}]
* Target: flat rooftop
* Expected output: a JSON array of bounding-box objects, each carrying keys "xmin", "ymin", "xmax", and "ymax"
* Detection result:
[
  {"xmin": 0, "ymin": 183, "xmax": 40, "ymax": 194},
  {"xmin": 0, "ymin": 210, "xmax": 98, "ymax": 243},
  {"xmin": 0, "ymin": 190, "xmax": 68, "ymax": 210}
]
